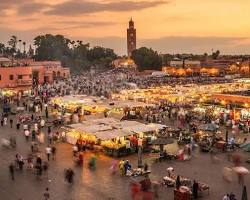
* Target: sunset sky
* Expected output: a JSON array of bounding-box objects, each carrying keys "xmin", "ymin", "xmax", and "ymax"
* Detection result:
[{"xmin": 1, "ymin": 0, "xmax": 250, "ymax": 55}]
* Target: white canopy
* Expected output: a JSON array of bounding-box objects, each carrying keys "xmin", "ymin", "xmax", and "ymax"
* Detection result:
[{"xmin": 67, "ymin": 117, "xmax": 165, "ymax": 140}]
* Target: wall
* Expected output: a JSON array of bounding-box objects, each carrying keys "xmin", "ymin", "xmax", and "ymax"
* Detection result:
[{"xmin": 0, "ymin": 66, "xmax": 32, "ymax": 89}]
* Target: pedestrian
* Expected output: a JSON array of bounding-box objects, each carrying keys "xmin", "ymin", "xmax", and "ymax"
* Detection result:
[
  {"xmin": 43, "ymin": 187, "xmax": 50, "ymax": 200},
  {"xmin": 51, "ymin": 146, "xmax": 56, "ymax": 160},
  {"xmin": 144, "ymin": 162, "xmax": 148, "ymax": 172},
  {"xmin": 176, "ymin": 175, "xmax": 181, "ymax": 189},
  {"xmin": 36, "ymin": 155, "xmax": 42, "ymax": 166},
  {"xmin": 32, "ymin": 130, "xmax": 36, "ymax": 141},
  {"xmin": 192, "ymin": 180, "xmax": 199, "ymax": 199},
  {"xmin": 4, "ymin": 117, "xmax": 7, "ymax": 126},
  {"xmin": 24, "ymin": 129, "xmax": 30, "ymax": 141},
  {"xmin": 16, "ymin": 121, "xmax": 20, "ymax": 130},
  {"xmin": 10, "ymin": 118, "xmax": 13, "ymax": 128},
  {"xmin": 130, "ymin": 182, "xmax": 140, "ymax": 200},
  {"xmin": 45, "ymin": 107, "xmax": 49, "ymax": 119},
  {"xmin": 9, "ymin": 163, "xmax": 15, "ymax": 181},
  {"xmin": 46, "ymin": 146, "xmax": 52, "ymax": 161},
  {"xmin": 1, "ymin": 119, "xmax": 4, "ymax": 126},
  {"xmin": 222, "ymin": 194, "xmax": 230, "ymax": 200}
]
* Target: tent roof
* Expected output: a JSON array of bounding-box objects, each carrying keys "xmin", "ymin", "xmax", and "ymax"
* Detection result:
[{"xmin": 68, "ymin": 117, "xmax": 165, "ymax": 140}]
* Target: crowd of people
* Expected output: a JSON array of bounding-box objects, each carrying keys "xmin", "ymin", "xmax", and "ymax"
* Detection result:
[{"xmin": 0, "ymin": 68, "xmax": 249, "ymax": 200}]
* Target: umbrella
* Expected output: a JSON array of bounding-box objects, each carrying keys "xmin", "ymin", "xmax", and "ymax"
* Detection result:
[
  {"xmin": 241, "ymin": 185, "xmax": 248, "ymax": 200},
  {"xmin": 233, "ymin": 166, "xmax": 250, "ymax": 175}
]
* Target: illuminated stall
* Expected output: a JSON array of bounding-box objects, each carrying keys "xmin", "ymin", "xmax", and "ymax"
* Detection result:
[{"xmin": 65, "ymin": 118, "xmax": 165, "ymax": 156}]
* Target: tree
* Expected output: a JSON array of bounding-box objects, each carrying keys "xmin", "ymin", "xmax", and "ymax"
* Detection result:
[
  {"xmin": 131, "ymin": 47, "xmax": 162, "ymax": 71},
  {"xmin": 8, "ymin": 35, "xmax": 18, "ymax": 54},
  {"xmin": 23, "ymin": 41, "xmax": 26, "ymax": 54},
  {"xmin": 0, "ymin": 43, "xmax": 5, "ymax": 55},
  {"xmin": 212, "ymin": 50, "xmax": 220, "ymax": 59},
  {"xmin": 28, "ymin": 45, "xmax": 34, "ymax": 57},
  {"xmin": 33, "ymin": 34, "xmax": 117, "ymax": 72}
]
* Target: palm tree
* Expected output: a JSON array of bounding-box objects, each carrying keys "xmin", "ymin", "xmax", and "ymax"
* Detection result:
[
  {"xmin": 23, "ymin": 41, "xmax": 26, "ymax": 55},
  {"xmin": 8, "ymin": 35, "xmax": 18, "ymax": 57},
  {"xmin": 18, "ymin": 39, "xmax": 22, "ymax": 52}
]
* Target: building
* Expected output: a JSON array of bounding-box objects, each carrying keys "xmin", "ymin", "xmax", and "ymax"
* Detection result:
[
  {"xmin": 127, "ymin": 18, "xmax": 136, "ymax": 57},
  {"xmin": 0, "ymin": 66, "xmax": 33, "ymax": 92},
  {"xmin": 0, "ymin": 57, "xmax": 11, "ymax": 67},
  {"xmin": 169, "ymin": 60, "xmax": 201, "ymax": 68},
  {"xmin": 112, "ymin": 58, "xmax": 136, "ymax": 68},
  {"xmin": 0, "ymin": 58, "xmax": 70, "ymax": 91},
  {"xmin": 30, "ymin": 61, "xmax": 70, "ymax": 84}
]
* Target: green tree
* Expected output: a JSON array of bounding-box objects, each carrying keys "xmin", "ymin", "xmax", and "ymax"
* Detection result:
[
  {"xmin": 131, "ymin": 47, "xmax": 162, "ymax": 71},
  {"xmin": 33, "ymin": 34, "xmax": 117, "ymax": 72},
  {"xmin": 212, "ymin": 50, "xmax": 220, "ymax": 59},
  {"xmin": 0, "ymin": 43, "xmax": 5, "ymax": 55},
  {"xmin": 8, "ymin": 35, "xmax": 18, "ymax": 56}
]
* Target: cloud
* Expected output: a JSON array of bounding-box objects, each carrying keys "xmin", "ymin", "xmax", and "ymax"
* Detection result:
[
  {"xmin": 45, "ymin": 0, "xmax": 169, "ymax": 16},
  {"xmin": 52, "ymin": 20, "xmax": 119, "ymax": 27},
  {"xmin": 17, "ymin": 2, "xmax": 49, "ymax": 15}
]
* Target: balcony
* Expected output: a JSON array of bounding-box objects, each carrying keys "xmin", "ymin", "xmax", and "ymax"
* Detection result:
[{"xmin": 17, "ymin": 79, "xmax": 32, "ymax": 86}]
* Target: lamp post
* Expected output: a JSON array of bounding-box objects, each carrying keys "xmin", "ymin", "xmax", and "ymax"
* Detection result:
[{"xmin": 138, "ymin": 137, "xmax": 143, "ymax": 168}]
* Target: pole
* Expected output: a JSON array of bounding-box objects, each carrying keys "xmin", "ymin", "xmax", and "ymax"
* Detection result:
[{"xmin": 138, "ymin": 138, "xmax": 143, "ymax": 168}]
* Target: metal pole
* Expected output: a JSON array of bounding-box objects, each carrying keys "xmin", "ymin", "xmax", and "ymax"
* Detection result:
[{"xmin": 138, "ymin": 138, "xmax": 143, "ymax": 168}]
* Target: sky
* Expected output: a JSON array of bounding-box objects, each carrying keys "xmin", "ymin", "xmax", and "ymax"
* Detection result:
[{"xmin": 1, "ymin": 0, "xmax": 250, "ymax": 55}]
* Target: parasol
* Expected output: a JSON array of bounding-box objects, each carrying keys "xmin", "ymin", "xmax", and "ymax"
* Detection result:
[{"xmin": 233, "ymin": 166, "xmax": 250, "ymax": 175}]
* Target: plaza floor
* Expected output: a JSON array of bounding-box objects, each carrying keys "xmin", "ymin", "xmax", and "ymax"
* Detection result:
[{"xmin": 0, "ymin": 110, "xmax": 250, "ymax": 200}]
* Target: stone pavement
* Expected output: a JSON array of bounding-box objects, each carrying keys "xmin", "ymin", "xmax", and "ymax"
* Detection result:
[{"xmin": 0, "ymin": 110, "xmax": 250, "ymax": 200}]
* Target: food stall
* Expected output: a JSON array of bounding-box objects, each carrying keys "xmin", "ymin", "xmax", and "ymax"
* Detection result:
[
  {"xmin": 65, "ymin": 118, "xmax": 165, "ymax": 156},
  {"xmin": 50, "ymin": 95, "xmax": 154, "ymax": 124}
]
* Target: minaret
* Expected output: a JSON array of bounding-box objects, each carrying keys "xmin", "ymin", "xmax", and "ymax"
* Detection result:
[{"xmin": 127, "ymin": 18, "xmax": 136, "ymax": 57}]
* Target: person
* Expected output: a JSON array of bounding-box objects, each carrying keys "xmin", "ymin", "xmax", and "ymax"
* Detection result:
[
  {"xmin": 51, "ymin": 146, "xmax": 56, "ymax": 160},
  {"xmin": 139, "ymin": 174, "xmax": 151, "ymax": 192},
  {"xmin": 192, "ymin": 180, "xmax": 199, "ymax": 199},
  {"xmin": 77, "ymin": 152, "xmax": 84, "ymax": 165},
  {"xmin": 31, "ymin": 129, "xmax": 36, "ymax": 141},
  {"xmin": 10, "ymin": 118, "xmax": 13, "ymax": 128},
  {"xmin": 176, "ymin": 175, "xmax": 181, "ymax": 189},
  {"xmin": 222, "ymin": 194, "xmax": 230, "ymax": 200},
  {"xmin": 130, "ymin": 182, "xmax": 140, "ymax": 200},
  {"xmin": 46, "ymin": 146, "xmax": 52, "ymax": 161},
  {"xmin": 110, "ymin": 159, "xmax": 118, "ymax": 174},
  {"xmin": 16, "ymin": 121, "xmax": 20, "ymax": 130},
  {"xmin": 36, "ymin": 156, "xmax": 42, "ymax": 166},
  {"xmin": 144, "ymin": 162, "xmax": 148, "ymax": 172},
  {"xmin": 67, "ymin": 168, "xmax": 74, "ymax": 183},
  {"xmin": 43, "ymin": 188, "xmax": 50, "ymax": 200},
  {"xmin": 73, "ymin": 145, "xmax": 78, "ymax": 157},
  {"xmin": 24, "ymin": 129, "xmax": 30, "ymax": 142},
  {"xmin": 45, "ymin": 107, "xmax": 49, "ymax": 119},
  {"xmin": 40, "ymin": 119, "xmax": 45, "ymax": 128},
  {"xmin": 9, "ymin": 163, "xmax": 15, "ymax": 180}
]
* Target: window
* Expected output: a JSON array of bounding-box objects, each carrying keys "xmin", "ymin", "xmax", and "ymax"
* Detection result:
[
  {"xmin": 0, "ymin": 75, "xmax": 1, "ymax": 80},
  {"xmin": 9, "ymin": 75, "xmax": 14, "ymax": 80},
  {"xmin": 18, "ymin": 75, "xmax": 23, "ymax": 79},
  {"xmin": 29, "ymin": 74, "xmax": 32, "ymax": 79}
]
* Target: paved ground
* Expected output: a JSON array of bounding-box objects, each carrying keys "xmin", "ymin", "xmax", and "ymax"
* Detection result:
[{"xmin": 0, "ymin": 106, "xmax": 250, "ymax": 200}]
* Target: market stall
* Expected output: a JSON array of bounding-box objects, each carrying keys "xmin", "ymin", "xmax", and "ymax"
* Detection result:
[{"xmin": 64, "ymin": 118, "xmax": 165, "ymax": 156}]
